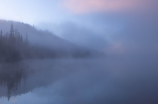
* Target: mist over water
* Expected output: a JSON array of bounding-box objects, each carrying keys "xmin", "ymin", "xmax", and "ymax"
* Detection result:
[{"xmin": 0, "ymin": 55, "xmax": 158, "ymax": 104}]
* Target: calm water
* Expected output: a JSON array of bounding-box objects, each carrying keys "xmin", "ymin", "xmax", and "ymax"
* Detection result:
[{"xmin": 0, "ymin": 57, "xmax": 158, "ymax": 104}]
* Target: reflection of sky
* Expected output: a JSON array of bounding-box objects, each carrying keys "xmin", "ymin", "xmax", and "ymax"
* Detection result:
[{"xmin": 0, "ymin": 91, "xmax": 57, "ymax": 104}]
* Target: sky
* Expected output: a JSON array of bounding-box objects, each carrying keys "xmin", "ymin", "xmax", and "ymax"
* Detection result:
[{"xmin": 0, "ymin": 0, "xmax": 158, "ymax": 53}]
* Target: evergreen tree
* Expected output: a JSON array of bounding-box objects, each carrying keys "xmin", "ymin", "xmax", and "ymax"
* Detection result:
[
  {"xmin": 10, "ymin": 24, "xmax": 14, "ymax": 37},
  {"xmin": 0, "ymin": 30, "xmax": 2, "ymax": 41},
  {"xmin": 14, "ymin": 29, "xmax": 18, "ymax": 39},
  {"xmin": 25, "ymin": 32, "xmax": 29, "ymax": 45},
  {"xmin": 20, "ymin": 34, "xmax": 23, "ymax": 43},
  {"xmin": 9, "ymin": 24, "xmax": 15, "ymax": 44}
]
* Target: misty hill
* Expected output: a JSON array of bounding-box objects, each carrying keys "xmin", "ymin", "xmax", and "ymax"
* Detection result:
[
  {"xmin": 0, "ymin": 20, "xmax": 103, "ymax": 62},
  {"xmin": 0, "ymin": 19, "xmax": 77, "ymax": 50}
]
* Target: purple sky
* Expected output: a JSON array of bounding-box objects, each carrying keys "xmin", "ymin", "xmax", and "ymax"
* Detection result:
[{"xmin": 0, "ymin": 0, "xmax": 158, "ymax": 53}]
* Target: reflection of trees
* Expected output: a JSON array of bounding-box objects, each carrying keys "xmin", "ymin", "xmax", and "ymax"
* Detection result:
[
  {"xmin": 0, "ymin": 60, "xmax": 86, "ymax": 101},
  {"xmin": 0, "ymin": 62, "xmax": 28, "ymax": 100}
]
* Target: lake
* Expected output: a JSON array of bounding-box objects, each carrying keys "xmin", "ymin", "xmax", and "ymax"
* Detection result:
[{"xmin": 0, "ymin": 57, "xmax": 158, "ymax": 104}]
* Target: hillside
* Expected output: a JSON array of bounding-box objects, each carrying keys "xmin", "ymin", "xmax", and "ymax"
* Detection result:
[
  {"xmin": 0, "ymin": 20, "xmax": 103, "ymax": 62},
  {"xmin": 0, "ymin": 19, "xmax": 75, "ymax": 50}
]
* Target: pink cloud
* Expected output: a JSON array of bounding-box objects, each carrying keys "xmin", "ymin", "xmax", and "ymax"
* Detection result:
[
  {"xmin": 61, "ymin": 0, "xmax": 155, "ymax": 14},
  {"xmin": 107, "ymin": 43, "xmax": 126, "ymax": 55}
]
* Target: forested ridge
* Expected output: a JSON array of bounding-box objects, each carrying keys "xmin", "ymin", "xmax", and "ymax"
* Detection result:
[
  {"xmin": 0, "ymin": 24, "xmax": 93, "ymax": 62},
  {"xmin": 0, "ymin": 24, "xmax": 27, "ymax": 62}
]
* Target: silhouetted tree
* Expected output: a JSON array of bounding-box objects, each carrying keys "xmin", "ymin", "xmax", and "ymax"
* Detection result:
[
  {"xmin": 24, "ymin": 32, "xmax": 29, "ymax": 45},
  {"xmin": 9, "ymin": 24, "xmax": 15, "ymax": 44},
  {"xmin": 0, "ymin": 30, "xmax": 2, "ymax": 41}
]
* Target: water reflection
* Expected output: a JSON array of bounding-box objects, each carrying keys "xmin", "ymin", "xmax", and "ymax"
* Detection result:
[
  {"xmin": 0, "ymin": 58, "xmax": 158, "ymax": 104},
  {"xmin": 0, "ymin": 62, "xmax": 28, "ymax": 100},
  {"xmin": 0, "ymin": 59, "xmax": 86, "ymax": 101}
]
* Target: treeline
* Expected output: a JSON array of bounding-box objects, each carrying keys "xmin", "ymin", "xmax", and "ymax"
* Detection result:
[
  {"xmin": 0, "ymin": 24, "xmax": 92, "ymax": 62},
  {"xmin": 0, "ymin": 24, "xmax": 28, "ymax": 62}
]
